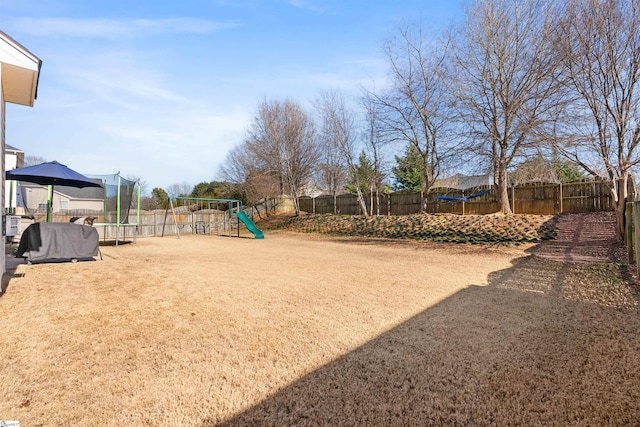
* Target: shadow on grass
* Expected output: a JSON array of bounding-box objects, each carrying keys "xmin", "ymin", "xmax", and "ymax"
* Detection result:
[
  {"xmin": 2, "ymin": 248, "xmax": 26, "ymax": 296},
  {"xmin": 0, "ymin": 270, "xmax": 20, "ymax": 296},
  {"xmin": 99, "ymin": 240, "xmax": 134, "ymax": 247},
  {"xmin": 206, "ymin": 252, "xmax": 640, "ymax": 426}
]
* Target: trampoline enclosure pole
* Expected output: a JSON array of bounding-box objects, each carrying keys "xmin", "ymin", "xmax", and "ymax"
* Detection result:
[
  {"xmin": 137, "ymin": 183, "xmax": 141, "ymax": 226},
  {"xmin": 117, "ymin": 175, "xmax": 121, "ymax": 225}
]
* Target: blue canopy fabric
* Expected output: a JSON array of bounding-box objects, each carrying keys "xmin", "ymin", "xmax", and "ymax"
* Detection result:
[
  {"xmin": 6, "ymin": 161, "xmax": 103, "ymax": 188},
  {"xmin": 434, "ymin": 190, "xmax": 490, "ymax": 203}
]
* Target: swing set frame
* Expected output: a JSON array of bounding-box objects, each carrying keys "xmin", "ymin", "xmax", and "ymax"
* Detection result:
[{"xmin": 161, "ymin": 196, "xmax": 244, "ymax": 238}]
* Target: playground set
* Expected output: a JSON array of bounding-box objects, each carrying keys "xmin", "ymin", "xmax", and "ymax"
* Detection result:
[{"xmin": 161, "ymin": 196, "xmax": 264, "ymax": 239}]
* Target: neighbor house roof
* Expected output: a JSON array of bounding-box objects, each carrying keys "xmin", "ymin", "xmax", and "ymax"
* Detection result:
[
  {"xmin": 20, "ymin": 181, "xmax": 105, "ymax": 201},
  {"xmin": 433, "ymin": 173, "xmax": 493, "ymax": 190},
  {"xmin": 0, "ymin": 30, "xmax": 42, "ymax": 106},
  {"xmin": 5, "ymin": 144, "xmax": 23, "ymax": 154}
]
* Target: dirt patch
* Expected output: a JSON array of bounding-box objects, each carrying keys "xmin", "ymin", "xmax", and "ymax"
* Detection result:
[
  {"xmin": 0, "ymin": 215, "xmax": 638, "ymax": 426},
  {"xmin": 531, "ymin": 212, "xmax": 627, "ymax": 263}
]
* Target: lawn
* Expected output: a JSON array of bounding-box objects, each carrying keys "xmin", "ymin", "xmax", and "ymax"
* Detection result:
[{"xmin": 1, "ymin": 228, "xmax": 639, "ymax": 426}]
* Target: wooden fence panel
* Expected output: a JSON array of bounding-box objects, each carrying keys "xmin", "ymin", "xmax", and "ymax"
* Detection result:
[
  {"xmin": 562, "ymin": 181, "xmax": 614, "ymax": 213},
  {"xmin": 514, "ymin": 183, "xmax": 560, "ymax": 214},
  {"xmin": 315, "ymin": 196, "xmax": 336, "ymax": 214},
  {"xmin": 301, "ymin": 194, "xmax": 397, "ymax": 216},
  {"xmin": 299, "ymin": 180, "xmax": 615, "ymax": 217},
  {"xmin": 299, "ymin": 181, "xmax": 614, "ymax": 217},
  {"xmin": 390, "ymin": 192, "xmax": 422, "ymax": 215},
  {"xmin": 424, "ymin": 186, "xmax": 495, "ymax": 215},
  {"xmin": 45, "ymin": 197, "xmax": 285, "ymax": 239},
  {"xmin": 334, "ymin": 194, "xmax": 360, "ymax": 215},
  {"xmin": 299, "ymin": 197, "xmax": 313, "ymax": 214},
  {"xmin": 425, "ymin": 201, "xmax": 461, "ymax": 215}
]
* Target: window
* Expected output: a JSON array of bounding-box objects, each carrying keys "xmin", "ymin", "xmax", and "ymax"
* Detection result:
[{"xmin": 58, "ymin": 200, "xmax": 69, "ymax": 211}]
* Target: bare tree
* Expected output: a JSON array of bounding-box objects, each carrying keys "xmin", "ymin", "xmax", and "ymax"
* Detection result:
[
  {"xmin": 245, "ymin": 98, "xmax": 318, "ymax": 215},
  {"xmin": 361, "ymin": 94, "xmax": 389, "ymax": 215},
  {"xmin": 24, "ymin": 155, "xmax": 47, "ymax": 167},
  {"xmin": 367, "ymin": 22, "xmax": 455, "ymax": 211},
  {"xmin": 315, "ymin": 136, "xmax": 347, "ymax": 214},
  {"xmin": 166, "ymin": 182, "xmax": 192, "ymax": 198},
  {"xmin": 126, "ymin": 175, "xmax": 147, "ymax": 197},
  {"xmin": 316, "ymin": 89, "xmax": 369, "ymax": 216},
  {"xmin": 122, "ymin": 174, "xmax": 146, "ymax": 211},
  {"xmin": 219, "ymin": 142, "xmax": 254, "ymax": 185},
  {"xmin": 314, "ymin": 95, "xmax": 348, "ymax": 214},
  {"xmin": 553, "ymin": 0, "xmax": 640, "ymax": 239},
  {"xmin": 219, "ymin": 141, "xmax": 280, "ymax": 217},
  {"xmin": 509, "ymin": 154, "xmax": 560, "ymax": 186},
  {"xmin": 450, "ymin": 0, "xmax": 559, "ymax": 214}
]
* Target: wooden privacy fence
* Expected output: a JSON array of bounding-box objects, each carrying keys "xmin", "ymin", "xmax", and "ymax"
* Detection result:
[
  {"xmin": 50, "ymin": 209, "xmax": 257, "ymax": 239},
  {"xmin": 299, "ymin": 180, "xmax": 617, "ymax": 216},
  {"xmin": 46, "ymin": 198, "xmax": 286, "ymax": 240},
  {"xmin": 50, "ymin": 211, "xmax": 202, "ymax": 239}
]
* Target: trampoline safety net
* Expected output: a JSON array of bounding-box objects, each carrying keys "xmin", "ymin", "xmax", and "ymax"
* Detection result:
[
  {"xmin": 15, "ymin": 173, "xmax": 137, "ymax": 224},
  {"xmin": 88, "ymin": 174, "xmax": 137, "ymax": 224}
]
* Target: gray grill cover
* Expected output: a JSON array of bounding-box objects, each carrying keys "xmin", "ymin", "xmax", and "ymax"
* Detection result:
[{"xmin": 16, "ymin": 222, "xmax": 99, "ymax": 263}]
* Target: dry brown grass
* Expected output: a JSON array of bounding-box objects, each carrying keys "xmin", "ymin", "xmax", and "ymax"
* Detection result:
[{"xmin": 1, "ymin": 228, "xmax": 639, "ymax": 426}]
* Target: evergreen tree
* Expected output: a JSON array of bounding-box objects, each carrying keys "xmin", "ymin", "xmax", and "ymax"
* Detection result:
[
  {"xmin": 552, "ymin": 152, "xmax": 584, "ymax": 183},
  {"xmin": 345, "ymin": 150, "xmax": 376, "ymax": 195},
  {"xmin": 191, "ymin": 181, "xmax": 223, "ymax": 199},
  {"xmin": 151, "ymin": 187, "xmax": 169, "ymax": 209},
  {"xmin": 392, "ymin": 144, "xmax": 424, "ymax": 192}
]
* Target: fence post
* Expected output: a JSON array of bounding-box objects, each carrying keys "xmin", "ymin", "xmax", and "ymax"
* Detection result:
[{"xmin": 559, "ymin": 183, "xmax": 563, "ymax": 214}]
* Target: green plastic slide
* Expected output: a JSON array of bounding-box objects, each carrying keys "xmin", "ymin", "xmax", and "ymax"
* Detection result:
[{"xmin": 237, "ymin": 211, "xmax": 264, "ymax": 239}]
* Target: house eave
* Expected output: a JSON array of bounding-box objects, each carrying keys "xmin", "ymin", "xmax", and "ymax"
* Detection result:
[{"xmin": 0, "ymin": 31, "xmax": 42, "ymax": 107}]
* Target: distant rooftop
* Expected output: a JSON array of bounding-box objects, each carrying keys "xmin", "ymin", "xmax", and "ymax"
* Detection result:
[
  {"xmin": 5, "ymin": 144, "xmax": 23, "ymax": 153},
  {"xmin": 434, "ymin": 173, "xmax": 493, "ymax": 190},
  {"xmin": 19, "ymin": 181, "xmax": 104, "ymax": 201}
]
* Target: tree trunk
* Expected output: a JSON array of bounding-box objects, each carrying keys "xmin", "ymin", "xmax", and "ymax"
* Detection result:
[
  {"xmin": 495, "ymin": 167, "xmax": 513, "ymax": 214},
  {"xmin": 615, "ymin": 199, "xmax": 626, "ymax": 242},
  {"xmin": 355, "ymin": 187, "xmax": 369, "ymax": 217},
  {"xmin": 420, "ymin": 190, "xmax": 426, "ymax": 213},
  {"xmin": 291, "ymin": 193, "xmax": 300, "ymax": 216},
  {"xmin": 253, "ymin": 203, "xmax": 264, "ymax": 220},
  {"xmin": 614, "ymin": 177, "xmax": 628, "ymax": 241},
  {"xmin": 370, "ymin": 189, "xmax": 374, "ymax": 216}
]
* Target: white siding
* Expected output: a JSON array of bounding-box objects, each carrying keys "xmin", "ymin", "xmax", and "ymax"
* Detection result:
[
  {"xmin": 5, "ymin": 151, "xmax": 18, "ymax": 210},
  {"xmin": 20, "ymin": 185, "xmax": 103, "ymax": 214},
  {"xmin": 0, "ymin": 33, "xmax": 40, "ymax": 275},
  {"xmin": 1, "ymin": 66, "xmax": 6, "ymax": 275}
]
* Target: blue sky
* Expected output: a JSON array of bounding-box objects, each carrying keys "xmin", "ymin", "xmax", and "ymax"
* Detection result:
[{"xmin": 2, "ymin": 0, "xmax": 463, "ymax": 193}]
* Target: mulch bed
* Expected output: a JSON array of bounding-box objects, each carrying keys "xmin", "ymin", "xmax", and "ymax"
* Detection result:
[{"xmin": 277, "ymin": 212, "xmax": 557, "ymax": 244}]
